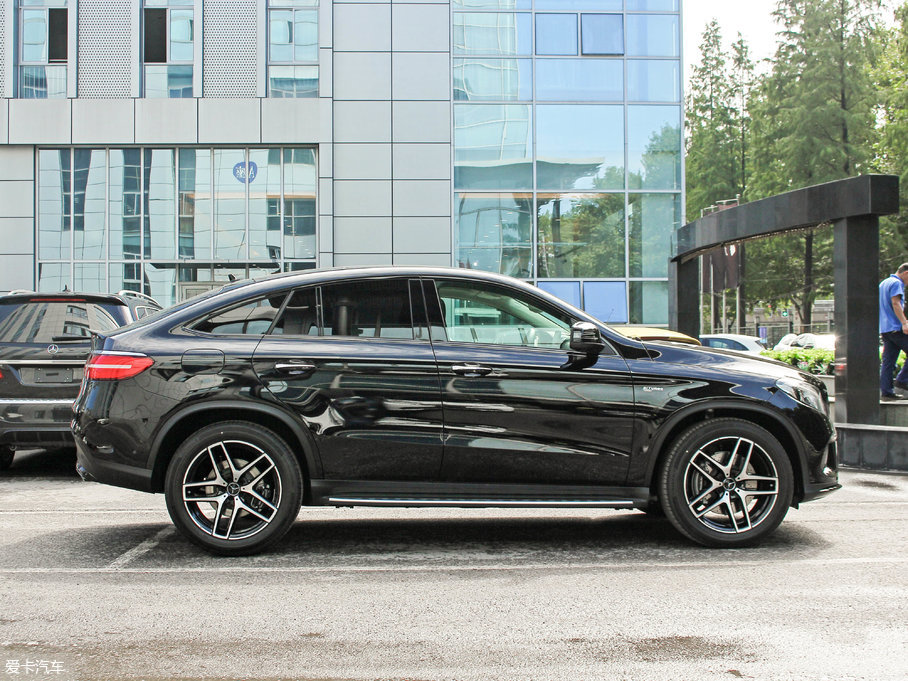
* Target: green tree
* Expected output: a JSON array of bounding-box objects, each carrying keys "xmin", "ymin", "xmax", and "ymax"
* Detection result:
[
  {"xmin": 745, "ymin": 0, "xmax": 882, "ymax": 325},
  {"xmin": 875, "ymin": 2, "xmax": 908, "ymax": 275}
]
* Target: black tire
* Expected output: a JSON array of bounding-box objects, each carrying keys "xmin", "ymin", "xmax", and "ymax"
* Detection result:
[
  {"xmin": 0, "ymin": 446, "xmax": 13, "ymax": 471},
  {"xmin": 164, "ymin": 421, "xmax": 303, "ymax": 556},
  {"xmin": 658, "ymin": 418, "xmax": 794, "ymax": 547}
]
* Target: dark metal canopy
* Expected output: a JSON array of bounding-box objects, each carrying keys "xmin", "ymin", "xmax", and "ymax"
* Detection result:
[{"xmin": 670, "ymin": 174, "xmax": 900, "ymax": 425}]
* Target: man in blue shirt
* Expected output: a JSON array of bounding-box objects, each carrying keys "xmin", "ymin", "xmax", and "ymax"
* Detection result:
[{"xmin": 879, "ymin": 263, "xmax": 908, "ymax": 400}]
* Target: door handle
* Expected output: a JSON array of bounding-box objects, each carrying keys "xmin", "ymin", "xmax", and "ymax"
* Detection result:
[
  {"xmin": 273, "ymin": 362, "xmax": 317, "ymax": 377},
  {"xmin": 452, "ymin": 364, "xmax": 493, "ymax": 377}
]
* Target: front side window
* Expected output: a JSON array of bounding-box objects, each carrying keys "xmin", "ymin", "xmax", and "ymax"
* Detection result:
[
  {"xmin": 18, "ymin": 1, "xmax": 68, "ymax": 98},
  {"xmin": 434, "ymin": 280, "xmax": 572, "ymax": 348},
  {"xmin": 268, "ymin": 0, "xmax": 319, "ymax": 98},
  {"xmin": 143, "ymin": 1, "xmax": 194, "ymax": 98}
]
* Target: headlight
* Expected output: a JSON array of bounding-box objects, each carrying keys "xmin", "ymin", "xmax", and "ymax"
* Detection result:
[{"xmin": 776, "ymin": 377, "xmax": 826, "ymax": 414}]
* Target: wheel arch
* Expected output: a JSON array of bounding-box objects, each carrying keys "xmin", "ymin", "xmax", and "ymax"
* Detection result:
[
  {"xmin": 643, "ymin": 401, "xmax": 808, "ymax": 505},
  {"xmin": 148, "ymin": 401, "xmax": 321, "ymax": 497}
]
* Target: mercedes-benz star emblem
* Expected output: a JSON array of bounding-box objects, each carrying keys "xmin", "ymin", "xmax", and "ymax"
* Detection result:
[{"xmin": 47, "ymin": 344, "xmax": 59, "ymax": 355}]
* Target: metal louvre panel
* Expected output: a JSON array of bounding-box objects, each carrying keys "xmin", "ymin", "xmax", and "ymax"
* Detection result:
[
  {"xmin": 78, "ymin": 0, "xmax": 134, "ymax": 98},
  {"xmin": 203, "ymin": 0, "xmax": 257, "ymax": 98}
]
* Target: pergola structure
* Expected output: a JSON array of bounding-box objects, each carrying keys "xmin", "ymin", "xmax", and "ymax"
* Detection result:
[{"xmin": 670, "ymin": 174, "xmax": 900, "ymax": 427}]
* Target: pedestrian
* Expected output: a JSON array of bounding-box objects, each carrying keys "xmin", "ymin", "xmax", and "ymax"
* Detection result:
[{"xmin": 879, "ymin": 263, "xmax": 908, "ymax": 400}]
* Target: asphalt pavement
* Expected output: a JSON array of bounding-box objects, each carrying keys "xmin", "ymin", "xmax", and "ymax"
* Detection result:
[{"xmin": 1, "ymin": 448, "xmax": 906, "ymax": 681}]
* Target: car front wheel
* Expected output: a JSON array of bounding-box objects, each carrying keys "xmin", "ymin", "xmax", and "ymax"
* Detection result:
[
  {"xmin": 659, "ymin": 418, "xmax": 794, "ymax": 547},
  {"xmin": 164, "ymin": 422, "xmax": 303, "ymax": 556}
]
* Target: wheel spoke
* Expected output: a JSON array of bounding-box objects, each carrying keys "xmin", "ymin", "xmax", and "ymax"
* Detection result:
[
  {"xmin": 688, "ymin": 482, "xmax": 721, "ymax": 511},
  {"xmin": 690, "ymin": 456, "xmax": 723, "ymax": 485},
  {"xmin": 244, "ymin": 462, "xmax": 276, "ymax": 489},
  {"xmin": 183, "ymin": 483, "xmax": 226, "ymax": 501},
  {"xmin": 236, "ymin": 496, "xmax": 273, "ymax": 524},
  {"xmin": 242, "ymin": 487, "xmax": 278, "ymax": 514},
  {"xmin": 694, "ymin": 493, "xmax": 728, "ymax": 519},
  {"xmin": 236, "ymin": 454, "xmax": 269, "ymax": 482},
  {"xmin": 219, "ymin": 499, "xmax": 239, "ymax": 539},
  {"xmin": 731, "ymin": 491, "xmax": 753, "ymax": 532}
]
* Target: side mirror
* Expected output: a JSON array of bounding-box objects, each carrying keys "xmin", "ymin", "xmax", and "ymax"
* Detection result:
[{"xmin": 569, "ymin": 321, "xmax": 606, "ymax": 355}]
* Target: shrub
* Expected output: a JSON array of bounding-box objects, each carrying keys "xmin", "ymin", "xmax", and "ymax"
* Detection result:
[{"xmin": 761, "ymin": 348, "xmax": 834, "ymax": 375}]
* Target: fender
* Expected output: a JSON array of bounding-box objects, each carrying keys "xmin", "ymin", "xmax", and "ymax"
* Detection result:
[
  {"xmin": 148, "ymin": 399, "xmax": 323, "ymax": 483},
  {"xmin": 637, "ymin": 398, "xmax": 810, "ymax": 492}
]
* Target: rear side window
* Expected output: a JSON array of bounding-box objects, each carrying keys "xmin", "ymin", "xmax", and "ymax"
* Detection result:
[
  {"xmin": 192, "ymin": 296, "xmax": 286, "ymax": 335},
  {"xmin": 0, "ymin": 300, "xmax": 120, "ymax": 343},
  {"xmin": 321, "ymin": 279, "xmax": 413, "ymax": 339},
  {"xmin": 271, "ymin": 288, "xmax": 319, "ymax": 336}
]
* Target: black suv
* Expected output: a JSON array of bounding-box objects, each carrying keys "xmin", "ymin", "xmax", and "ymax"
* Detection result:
[
  {"xmin": 0, "ymin": 290, "xmax": 161, "ymax": 470},
  {"xmin": 72, "ymin": 267, "xmax": 840, "ymax": 555}
]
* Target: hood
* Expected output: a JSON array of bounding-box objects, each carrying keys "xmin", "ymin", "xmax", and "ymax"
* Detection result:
[{"xmin": 637, "ymin": 339, "xmax": 822, "ymax": 386}]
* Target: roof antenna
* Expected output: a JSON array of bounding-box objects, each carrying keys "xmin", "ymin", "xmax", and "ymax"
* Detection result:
[{"xmin": 227, "ymin": 274, "xmax": 237, "ymax": 282}]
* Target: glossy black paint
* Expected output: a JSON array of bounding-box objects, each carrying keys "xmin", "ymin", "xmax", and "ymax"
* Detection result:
[{"xmin": 71, "ymin": 267, "xmax": 839, "ymax": 509}]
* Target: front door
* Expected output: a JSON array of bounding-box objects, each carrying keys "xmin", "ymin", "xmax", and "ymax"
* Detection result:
[{"xmin": 425, "ymin": 278, "xmax": 635, "ymax": 486}]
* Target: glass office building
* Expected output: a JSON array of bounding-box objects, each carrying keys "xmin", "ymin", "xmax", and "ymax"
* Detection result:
[{"xmin": 0, "ymin": 0, "xmax": 682, "ymax": 320}]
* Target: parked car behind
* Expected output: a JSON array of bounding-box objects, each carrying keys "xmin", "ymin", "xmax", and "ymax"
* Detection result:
[
  {"xmin": 0, "ymin": 290, "xmax": 161, "ymax": 470},
  {"xmin": 72, "ymin": 267, "xmax": 840, "ymax": 555},
  {"xmin": 614, "ymin": 325, "xmax": 701, "ymax": 346},
  {"xmin": 700, "ymin": 334, "xmax": 768, "ymax": 356},
  {"xmin": 774, "ymin": 333, "xmax": 835, "ymax": 352}
]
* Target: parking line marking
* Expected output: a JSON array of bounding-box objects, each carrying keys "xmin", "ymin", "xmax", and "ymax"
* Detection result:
[
  {"xmin": 1, "ymin": 555, "xmax": 907, "ymax": 576},
  {"xmin": 106, "ymin": 527, "xmax": 173, "ymax": 570}
]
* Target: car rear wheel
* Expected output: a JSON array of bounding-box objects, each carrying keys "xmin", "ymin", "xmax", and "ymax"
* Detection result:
[
  {"xmin": 659, "ymin": 418, "xmax": 793, "ymax": 547},
  {"xmin": 0, "ymin": 446, "xmax": 13, "ymax": 471},
  {"xmin": 164, "ymin": 422, "xmax": 303, "ymax": 556}
]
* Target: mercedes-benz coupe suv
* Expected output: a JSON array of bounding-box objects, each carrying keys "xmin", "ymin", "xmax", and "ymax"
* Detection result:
[{"xmin": 72, "ymin": 267, "xmax": 840, "ymax": 555}]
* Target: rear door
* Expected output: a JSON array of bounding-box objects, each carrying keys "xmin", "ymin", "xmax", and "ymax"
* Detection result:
[{"xmin": 253, "ymin": 277, "xmax": 445, "ymax": 481}]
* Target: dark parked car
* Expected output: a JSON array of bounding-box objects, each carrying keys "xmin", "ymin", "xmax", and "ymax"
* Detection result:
[
  {"xmin": 0, "ymin": 290, "xmax": 161, "ymax": 470},
  {"xmin": 71, "ymin": 268, "xmax": 840, "ymax": 555}
]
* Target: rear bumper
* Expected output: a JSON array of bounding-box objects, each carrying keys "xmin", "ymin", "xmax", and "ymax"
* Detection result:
[
  {"xmin": 74, "ymin": 437, "xmax": 154, "ymax": 493},
  {"xmin": 0, "ymin": 398, "xmax": 76, "ymax": 448}
]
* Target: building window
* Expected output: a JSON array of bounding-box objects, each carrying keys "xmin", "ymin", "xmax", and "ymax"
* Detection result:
[
  {"xmin": 37, "ymin": 147, "xmax": 318, "ymax": 307},
  {"xmin": 18, "ymin": 0, "xmax": 68, "ymax": 98},
  {"xmin": 143, "ymin": 0, "xmax": 194, "ymax": 98},
  {"xmin": 268, "ymin": 0, "xmax": 319, "ymax": 98}
]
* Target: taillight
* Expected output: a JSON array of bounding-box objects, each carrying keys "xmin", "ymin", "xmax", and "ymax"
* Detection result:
[{"xmin": 85, "ymin": 353, "xmax": 154, "ymax": 380}]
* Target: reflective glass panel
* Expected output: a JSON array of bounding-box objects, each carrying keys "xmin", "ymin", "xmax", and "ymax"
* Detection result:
[
  {"xmin": 145, "ymin": 149, "xmax": 176, "ymax": 260},
  {"xmin": 248, "ymin": 149, "xmax": 282, "ymax": 261},
  {"xmin": 536, "ymin": 105, "xmax": 624, "ymax": 191},
  {"xmin": 145, "ymin": 65, "xmax": 192, "ymax": 98},
  {"xmin": 21, "ymin": 0, "xmax": 67, "ymax": 6},
  {"xmin": 627, "ymin": 105, "xmax": 681, "ymax": 190},
  {"xmin": 454, "ymin": 105, "xmax": 532, "ymax": 190},
  {"xmin": 628, "ymin": 193, "xmax": 680, "ymax": 278},
  {"xmin": 73, "ymin": 149, "xmax": 106, "ymax": 260},
  {"xmin": 269, "ymin": 0, "xmax": 318, "ymax": 6},
  {"xmin": 627, "ymin": 59, "xmax": 680, "ymax": 102},
  {"xmin": 583, "ymin": 281, "xmax": 627, "ymax": 324},
  {"xmin": 452, "ymin": 0, "xmax": 530, "ymax": 8},
  {"xmin": 213, "ymin": 150, "xmax": 248, "ymax": 259},
  {"xmin": 453, "ymin": 13, "xmax": 532, "ymax": 57},
  {"xmin": 536, "ymin": 0, "xmax": 621, "ymax": 8},
  {"xmin": 169, "ymin": 9, "xmax": 193, "ymax": 61},
  {"xmin": 535, "ymin": 14, "xmax": 578, "ymax": 56},
  {"xmin": 294, "ymin": 10, "xmax": 318, "ymax": 61},
  {"xmin": 21, "ymin": 10, "xmax": 47, "ymax": 62},
  {"xmin": 268, "ymin": 65, "xmax": 318, "ymax": 97},
  {"xmin": 537, "ymin": 194, "xmax": 625, "ymax": 279},
  {"xmin": 38, "ymin": 149, "xmax": 71, "ymax": 260},
  {"xmin": 283, "ymin": 148, "xmax": 317, "ymax": 259},
  {"xmin": 454, "ymin": 192, "xmax": 533, "ymax": 277},
  {"xmin": 144, "ymin": 262, "xmax": 177, "ymax": 308},
  {"xmin": 270, "ymin": 10, "xmax": 293, "ymax": 62},
  {"xmin": 629, "ymin": 281, "xmax": 668, "ymax": 324},
  {"xmin": 74, "ymin": 263, "xmax": 106, "ymax": 292},
  {"xmin": 535, "ymin": 59, "xmax": 622, "ymax": 101},
  {"xmin": 453, "ymin": 58, "xmax": 532, "ymax": 101},
  {"xmin": 19, "ymin": 65, "xmax": 66, "ymax": 98},
  {"xmin": 109, "ymin": 262, "xmax": 143, "ymax": 299},
  {"xmin": 581, "ymin": 14, "xmax": 623, "ymax": 55},
  {"xmin": 179, "ymin": 148, "xmax": 212, "ymax": 259},
  {"xmin": 627, "ymin": 14, "xmax": 679, "ymax": 57},
  {"xmin": 536, "ymin": 281, "xmax": 581, "ymax": 309},
  {"xmin": 109, "ymin": 150, "xmax": 143, "ymax": 259},
  {"xmin": 37, "ymin": 263, "xmax": 70, "ymax": 293},
  {"xmin": 627, "ymin": 0, "xmax": 679, "ymax": 10}
]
